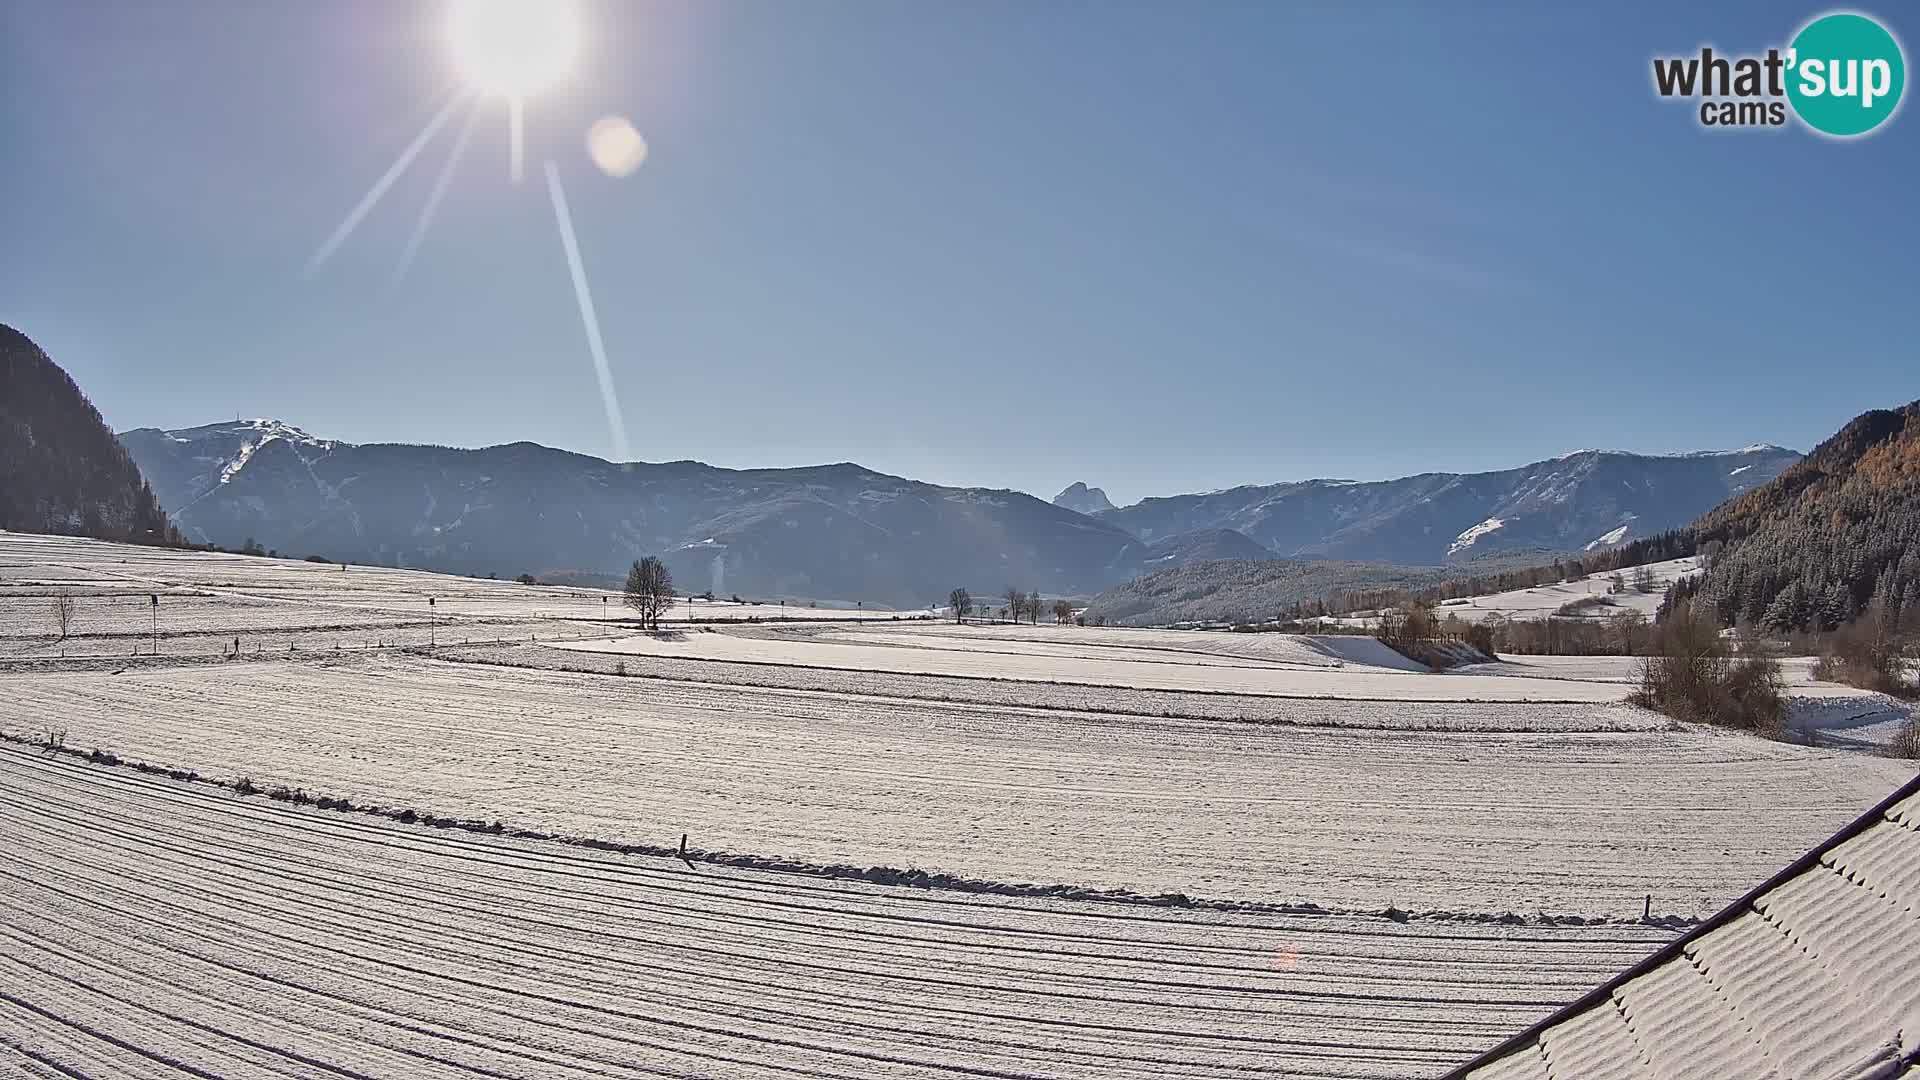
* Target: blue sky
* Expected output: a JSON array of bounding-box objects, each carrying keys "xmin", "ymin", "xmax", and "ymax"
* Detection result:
[{"xmin": 2, "ymin": 1, "xmax": 1914, "ymax": 505}]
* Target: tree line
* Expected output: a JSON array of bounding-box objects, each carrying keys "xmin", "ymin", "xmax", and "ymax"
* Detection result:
[{"xmin": 946, "ymin": 587, "xmax": 1074, "ymax": 625}]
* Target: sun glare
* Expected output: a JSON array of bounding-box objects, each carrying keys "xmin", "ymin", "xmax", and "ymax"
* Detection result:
[
  {"xmin": 448, "ymin": 0, "xmax": 582, "ymax": 98},
  {"xmin": 311, "ymin": 0, "xmax": 638, "ymax": 459}
]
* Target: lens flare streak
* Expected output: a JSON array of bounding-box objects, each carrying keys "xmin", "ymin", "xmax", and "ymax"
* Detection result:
[
  {"xmin": 390, "ymin": 101, "xmax": 484, "ymax": 290},
  {"xmin": 509, "ymin": 97, "xmax": 526, "ymax": 184},
  {"xmin": 306, "ymin": 91, "xmax": 468, "ymax": 277},
  {"xmin": 543, "ymin": 160, "xmax": 631, "ymax": 462}
]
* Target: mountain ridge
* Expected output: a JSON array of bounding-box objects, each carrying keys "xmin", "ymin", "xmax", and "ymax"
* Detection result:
[
  {"xmin": 119, "ymin": 419, "xmax": 1148, "ymax": 606},
  {"xmin": 1097, "ymin": 445, "xmax": 1800, "ymax": 565},
  {"xmin": 120, "ymin": 416, "xmax": 1806, "ymax": 609}
]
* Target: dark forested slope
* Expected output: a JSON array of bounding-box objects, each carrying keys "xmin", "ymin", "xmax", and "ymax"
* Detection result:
[
  {"xmin": 1669, "ymin": 400, "xmax": 1920, "ymax": 631},
  {"xmin": 0, "ymin": 324, "xmax": 176, "ymax": 543}
]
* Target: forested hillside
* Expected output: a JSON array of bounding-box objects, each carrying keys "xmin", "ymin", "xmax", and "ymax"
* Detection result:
[
  {"xmin": 1083, "ymin": 558, "xmax": 1459, "ymax": 626},
  {"xmin": 0, "ymin": 324, "xmax": 177, "ymax": 544},
  {"xmin": 1668, "ymin": 400, "xmax": 1920, "ymax": 632}
]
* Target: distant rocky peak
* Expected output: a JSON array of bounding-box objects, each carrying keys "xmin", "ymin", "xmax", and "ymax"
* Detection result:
[{"xmin": 1053, "ymin": 481, "xmax": 1116, "ymax": 515}]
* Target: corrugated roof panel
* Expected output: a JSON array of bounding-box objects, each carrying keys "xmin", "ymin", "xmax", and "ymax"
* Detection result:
[
  {"xmin": 1885, "ymin": 786, "xmax": 1920, "ymax": 828},
  {"xmin": 1615, "ymin": 959, "xmax": 1783, "ymax": 1078},
  {"xmin": 1443, "ymin": 776, "xmax": 1920, "ymax": 1080},
  {"xmin": 1685, "ymin": 911, "xmax": 1887, "ymax": 1077},
  {"xmin": 1538, "ymin": 1001, "xmax": 1649, "ymax": 1079},
  {"xmin": 1464, "ymin": 1042, "xmax": 1552, "ymax": 1080},
  {"xmin": 1754, "ymin": 863, "xmax": 1920, "ymax": 1054},
  {"xmin": 1825, "ymin": 818, "xmax": 1920, "ymax": 915},
  {"xmin": 1808, "ymin": 1037, "xmax": 1904, "ymax": 1079}
]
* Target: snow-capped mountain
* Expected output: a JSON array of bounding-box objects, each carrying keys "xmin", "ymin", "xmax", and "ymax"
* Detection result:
[
  {"xmin": 122, "ymin": 419, "xmax": 338, "ymax": 516},
  {"xmin": 1096, "ymin": 446, "xmax": 1801, "ymax": 565},
  {"xmin": 118, "ymin": 421, "xmax": 1149, "ymax": 605},
  {"xmin": 118, "ymin": 417, "xmax": 1801, "ymax": 604}
]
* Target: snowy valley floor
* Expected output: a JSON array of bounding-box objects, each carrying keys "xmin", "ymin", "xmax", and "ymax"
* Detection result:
[
  {"xmin": 2, "ymin": 532, "xmax": 1915, "ymax": 1077},
  {"xmin": 0, "ymin": 746, "xmax": 1678, "ymax": 1080},
  {"xmin": 5, "ymin": 650, "xmax": 1907, "ymax": 916}
]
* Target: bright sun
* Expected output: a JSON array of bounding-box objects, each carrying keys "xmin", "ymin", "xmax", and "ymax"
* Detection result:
[
  {"xmin": 448, "ymin": 0, "xmax": 582, "ymax": 98},
  {"xmin": 310, "ymin": 0, "xmax": 641, "ymax": 458}
]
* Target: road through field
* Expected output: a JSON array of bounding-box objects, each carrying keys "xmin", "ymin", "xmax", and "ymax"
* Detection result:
[
  {"xmin": 0, "ymin": 745, "xmax": 1679, "ymax": 1079},
  {"xmin": 2, "ymin": 654, "xmax": 1906, "ymax": 917}
]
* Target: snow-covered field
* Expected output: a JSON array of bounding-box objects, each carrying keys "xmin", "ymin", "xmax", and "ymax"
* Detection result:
[
  {"xmin": 0, "ymin": 745, "xmax": 1679, "ymax": 1079},
  {"xmin": 554, "ymin": 626, "xmax": 1633, "ymax": 702},
  {"xmin": 5, "ymin": 651, "xmax": 1908, "ymax": 917},
  {"xmin": 821, "ymin": 622, "xmax": 1437, "ymax": 672},
  {"xmin": 2, "ymin": 534, "xmax": 1914, "ymax": 1077},
  {"xmin": 1306, "ymin": 558, "xmax": 1705, "ymax": 632},
  {"xmin": 0, "ymin": 532, "xmax": 926, "ymax": 660},
  {"xmin": 1463, "ymin": 653, "xmax": 1835, "ymax": 687},
  {"xmin": 1428, "ymin": 557, "xmax": 1702, "ymax": 624}
]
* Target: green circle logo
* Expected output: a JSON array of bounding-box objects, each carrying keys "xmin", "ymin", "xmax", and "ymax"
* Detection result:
[{"xmin": 1787, "ymin": 12, "xmax": 1906, "ymax": 136}]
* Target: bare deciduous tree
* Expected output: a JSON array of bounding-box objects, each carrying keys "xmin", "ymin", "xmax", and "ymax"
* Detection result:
[
  {"xmin": 624, "ymin": 556, "xmax": 674, "ymax": 630},
  {"xmin": 1632, "ymin": 564, "xmax": 1658, "ymax": 594},
  {"xmin": 948, "ymin": 588, "xmax": 973, "ymax": 623},
  {"xmin": 1053, "ymin": 599, "xmax": 1073, "ymax": 624},
  {"xmin": 52, "ymin": 594, "xmax": 75, "ymax": 640},
  {"xmin": 1026, "ymin": 591, "xmax": 1042, "ymax": 625},
  {"xmin": 1613, "ymin": 610, "xmax": 1649, "ymax": 656},
  {"xmin": 1004, "ymin": 586, "xmax": 1023, "ymax": 624}
]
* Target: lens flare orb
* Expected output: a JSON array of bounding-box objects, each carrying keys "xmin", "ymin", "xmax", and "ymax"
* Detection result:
[{"xmin": 587, "ymin": 116, "xmax": 648, "ymax": 177}]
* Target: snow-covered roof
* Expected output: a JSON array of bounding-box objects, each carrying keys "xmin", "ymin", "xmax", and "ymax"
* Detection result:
[{"xmin": 1449, "ymin": 772, "xmax": 1920, "ymax": 1079}]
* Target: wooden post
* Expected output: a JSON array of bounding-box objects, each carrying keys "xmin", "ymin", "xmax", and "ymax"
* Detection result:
[
  {"xmin": 1643, "ymin": 894, "xmax": 1652, "ymax": 920},
  {"xmin": 678, "ymin": 833, "xmax": 694, "ymax": 870}
]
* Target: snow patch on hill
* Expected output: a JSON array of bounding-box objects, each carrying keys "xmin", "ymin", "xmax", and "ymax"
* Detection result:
[
  {"xmin": 1448, "ymin": 516, "xmax": 1505, "ymax": 556},
  {"xmin": 1432, "ymin": 556, "xmax": 1702, "ymax": 623},
  {"xmin": 1584, "ymin": 522, "xmax": 1632, "ymax": 551},
  {"xmin": 206, "ymin": 420, "xmax": 333, "ymax": 486}
]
